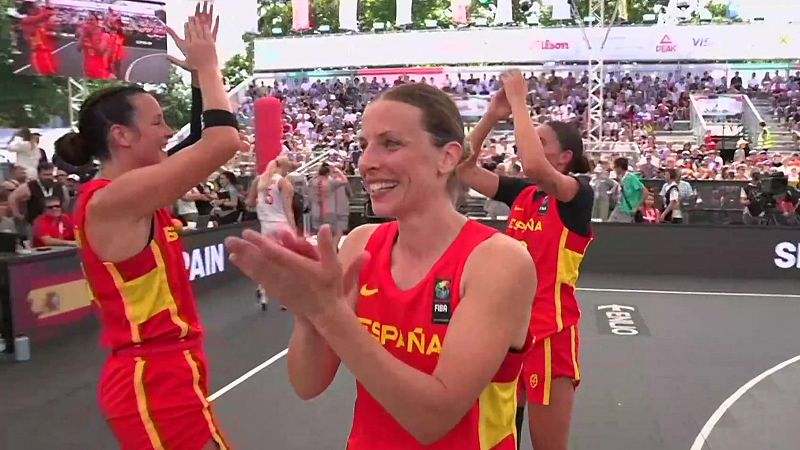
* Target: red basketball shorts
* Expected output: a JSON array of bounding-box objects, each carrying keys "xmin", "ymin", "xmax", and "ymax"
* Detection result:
[
  {"xmin": 100, "ymin": 347, "xmax": 230, "ymax": 450},
  {"xmin": 518, "ymin": 325, "xmax": 581, "ymax": 405},
  {"xmin": 84, "ymin": 59, "xmax": 109, "ymax": 79},
  {"xmin": 32, "ymin": 50, "xmax": 57, "ymax": 76}
]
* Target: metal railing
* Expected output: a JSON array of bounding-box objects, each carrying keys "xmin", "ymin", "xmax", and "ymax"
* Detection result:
[
  {"xmin": 689, "ymin": 94, "xmax": 710, "ymax": 142},
  {"xmin": 291, "ymin": 150, "xmax": 341, "ymax": 177},
  {"xmin": 741, "ymin": 94, "xmax": 765, "ymax": 142}
]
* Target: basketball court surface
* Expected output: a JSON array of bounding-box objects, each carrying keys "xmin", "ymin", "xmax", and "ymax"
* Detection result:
[{"xmin": 2, "ymin": 273, "xmax": 799, "ymax": 450}]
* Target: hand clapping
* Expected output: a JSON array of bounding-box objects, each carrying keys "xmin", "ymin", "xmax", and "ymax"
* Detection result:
[
  {"xmin": 499, "ymin": 69, "xmax": 529, "ymax": 106},
  {"xmin": 225, "ymin": 226, "xmax": 370, "ymax": 320}
]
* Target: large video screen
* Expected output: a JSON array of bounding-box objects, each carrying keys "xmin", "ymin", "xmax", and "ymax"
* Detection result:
[{"xmin": 10, "ymin": 0, "xmax": 168, "ymax": 84}]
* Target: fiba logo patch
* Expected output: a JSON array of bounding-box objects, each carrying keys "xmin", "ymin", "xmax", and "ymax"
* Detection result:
[
  {"xmin": 432, "ymin": 279, "xmax": 453, "ymax": 324},
  {"xmin": 529, "ymin": 374, "xmax": 539, "ymax": 389},
  {"xmin": 434, "ymin": 280, "xmax": 451, "ymax": 300},
  {"xmin": 538, "ymin": 197, "xmax": 550, "ymax": 216}
]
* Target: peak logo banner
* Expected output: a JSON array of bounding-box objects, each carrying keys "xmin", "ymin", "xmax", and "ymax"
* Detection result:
[{"xmin": 656, "ymin": 35, "xmax": 677, "ymax": 53}]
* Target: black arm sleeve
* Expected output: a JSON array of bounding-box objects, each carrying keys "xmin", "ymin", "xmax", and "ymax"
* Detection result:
[
  {"xmin": 556, "ymin": 176, "xmax": 594, "ymax": 237},
  {"xmin": 167, "ymin": 87, "xmax": 203, "ymax": 157},
  {"xmin": 492, "ymin": 175, "xmax": 535, "ymax": 208}
]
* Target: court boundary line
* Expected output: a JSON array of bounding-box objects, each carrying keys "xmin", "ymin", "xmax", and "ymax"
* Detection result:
[
  {"xmin": 578, "ymin": 287, "xmax": 800, "ymax": 299},
  {"xmin": 689, "ymin": 354, "xmax": 800, "ymax": 450},
  {"xmin": 124, "ymin": 52, "xmax": 165, "ymax": 82},
  {"xmin": 13, "ymin": 41, "xmax": 75, "ymax": 74},
  {"xmin": 207, "ymin": 348, "xmax": 288, "ymax": 402},
  {"xmin": 206, "ymin": 287, "xmax": 800, "ymax": 402}
]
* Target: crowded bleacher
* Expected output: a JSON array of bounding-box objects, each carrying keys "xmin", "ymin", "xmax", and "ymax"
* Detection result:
[{"xmin": 3, "ymin": 65, "xmax": 799, "ymax": 247}]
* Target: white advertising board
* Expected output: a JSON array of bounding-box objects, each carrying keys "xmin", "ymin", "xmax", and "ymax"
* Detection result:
[{"xmin": 255, "ymin": 24, "xmax": 800, "ymax": 72}]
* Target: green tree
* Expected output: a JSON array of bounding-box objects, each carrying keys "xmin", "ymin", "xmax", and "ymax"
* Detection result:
[
  {"xmin": 706, "ymin": 1, "xmax": 730, "ymax": 20},
  {"xmin": 258, "ymin": 0, "xmax": 294, "ymax": 35},
  {"xmin": 151, "ymin": 67, "xmax": 192, "ymax": 130},
  {"xmin": 222, "ymin": 33, "xmax": 256, "ymax": 88},
  {"xmin": 359, "ymin": 0, "xmax": 396, "ymax": 30},
  {"xmin": 574, "ymin": 0, "xmax": 661, "ymax": 25},
  {"xmin": 255, "ymin": 0, "xmax": 671, "ymax": 32},
  {"xmin": 313, "ymin": 0, "xmax": 341, "ymax": 30},
  {"xmin": 412, "ymin": 0, "xmax": 454, "ymax": 27}
]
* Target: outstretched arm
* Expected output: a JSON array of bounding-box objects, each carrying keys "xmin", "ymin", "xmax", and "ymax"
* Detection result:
[
  {"xmin": 457, "ymin": 114, "xmax": 501, "ymax": 199},
  {"xmin": 503, "ymin": 70, "xmax": 581, "ymax": 203},
  {"xmin": 168, "ymin": 3, "xmax": 219, "ymax": 157},
  {"xmin": 168, "ymin": 75, "xmax": 203, "ymax": 156},
  {"xmin": 89, "ymin": 9, "xmax": 241, "ymax": 223}
]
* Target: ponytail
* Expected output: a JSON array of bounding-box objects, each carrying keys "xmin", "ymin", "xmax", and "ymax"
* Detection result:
[
  {"xmin": 544, "ymin": 121, "xmax": 591, "ymax": 174},
  {"xmin": 257, "ymin": 160, "xmax": 279, "ymax": 191},
  {"xmin": 568, "ymin": 155, "xmax": 592, "ymax": 174}
]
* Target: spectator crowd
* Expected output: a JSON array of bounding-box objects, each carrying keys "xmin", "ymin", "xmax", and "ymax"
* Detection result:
[
  {"xmin": 231, "ymin": 68, "xmax": 799, "ymax": 225},
  {"xmin": 2, "ymin": 67, "xmax": 799, "ymax": 245}
]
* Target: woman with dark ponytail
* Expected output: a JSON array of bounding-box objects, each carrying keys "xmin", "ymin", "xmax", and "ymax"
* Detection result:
[
  {"xmin": 56, "ymin": 4, "xmax": 245, "ymax": 449},
  {"xmin": 458, "ymin": 70, "xmax": 594, "ymax": 450}
]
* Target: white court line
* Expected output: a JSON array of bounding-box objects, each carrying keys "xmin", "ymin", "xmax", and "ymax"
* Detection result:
[
  {"xmin": 124, "ymin": 52, "xmax": 165, "ymax": 82},
  {"xmin": 689, "ymin": 354, "xmax": 800, "ymax": 450},
  {"xmin": 578, "ymin": 287, "xmax": 800, "ymax": 299},
  {"xmin": 13, "ymin": 41, "xmax": 75, "ymax": 74},
  {"xmin": 207, "ymin": 348, "xmax": 288, "ymax": 402},
  {"xmin": 206, "ymin": 287, "xmax": 800, "ymax": 402}
]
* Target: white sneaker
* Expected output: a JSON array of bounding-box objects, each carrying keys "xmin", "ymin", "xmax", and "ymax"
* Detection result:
[{"xmin": 257, "ymin": 289, "xmax": 268, "ymax": 311}]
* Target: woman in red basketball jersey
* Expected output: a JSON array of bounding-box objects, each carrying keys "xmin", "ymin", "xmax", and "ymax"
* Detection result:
[
  {"xmin": 226, "ymin": 83, "xmax": 538, "ymax": 449},
  {"xmin": 80, "ymin": 15, "xmax": 112, "ymax": 79},
  {"xmin": 106, "ymin": 15, "xmax": 126, "ymax": 80},
  {"xmin": 458, "ymin": 70, "xmax": 594, "ymax": 450},
  {"xmin": 54, "ymin": 6, "xmax": 243, "ymax": 450},
  {"xmin": 21, "ymin": 1, "xmax": 58, "ymax": 76},
  {"xmin": 107, "ymin": 17, "xmax": 125, "ymax": 79}
]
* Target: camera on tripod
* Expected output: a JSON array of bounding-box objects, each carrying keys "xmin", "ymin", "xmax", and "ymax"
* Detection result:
[
  {"xmin": 761, "ymin": 173, "xmax": 789, "ymax": 194},
  {"xmin": 754, "ymin": 172, "xmax": 800, "ymax": 225},
  {"xmin": 758, "ymin": 172, "xmax": 789, "ymax": 202}
]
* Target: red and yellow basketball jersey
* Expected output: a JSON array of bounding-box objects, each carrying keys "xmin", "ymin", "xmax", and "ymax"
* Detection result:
[
  {"xmin": 506, "ymin": 185, "xmax": 592, "ymax": 342},
  {"xmin": 74, "ymin": 179, "xmax": 203, "ymax": 351},
  {"xmin": 31, "ymin": 26, "xmax": 52, "ymax": 51},
  {"xmin": 349, "ymin": 220, "xmax": 528, "ymax": 450}
]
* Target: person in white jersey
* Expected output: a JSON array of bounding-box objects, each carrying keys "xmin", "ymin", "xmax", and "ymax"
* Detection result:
[{"xmin": 247, "ymin": 155, "xmax": 296, "ymax": 310}]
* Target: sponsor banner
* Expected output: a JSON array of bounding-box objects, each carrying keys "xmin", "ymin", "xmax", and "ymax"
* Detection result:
[
  {"xmin": 477, "ymin": 220, "xmax": 800, "ymax": 280},
  {"xmin": 774, "ymin": 241, "xmax": 800, "ymax": 269},
  {"xmin": 2, "ymin": 222, "xmax": 256, "ymax": 344},
  {"xmin": 255, "ymin": 23, "xmax": 800, "ymax": 71}
]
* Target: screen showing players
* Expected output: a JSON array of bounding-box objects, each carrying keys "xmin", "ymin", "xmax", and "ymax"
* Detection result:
[{"xmin": 10, "ymin": 0, "xmax": 168, "ymax": 84}]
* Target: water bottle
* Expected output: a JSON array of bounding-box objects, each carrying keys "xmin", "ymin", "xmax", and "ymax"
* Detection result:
[{"xmin": 14, "ymin": 335, "xmax": 30, "ymax": 362}]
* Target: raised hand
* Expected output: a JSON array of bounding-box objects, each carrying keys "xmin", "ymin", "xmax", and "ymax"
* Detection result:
[
  {"xmin": 167, "ymin": 2, "xmax": 220, "ymax": 72},
  {"xmin": 499, "ymin": 69, "xmax": 529, "ymax": 106},
  {"xmin": 487, "ymin": 88, "xmax": 512, "ymax": 121},
  {"xmin": 168, "ymin": 16, "xmax": 218, "ymax": 74}
]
